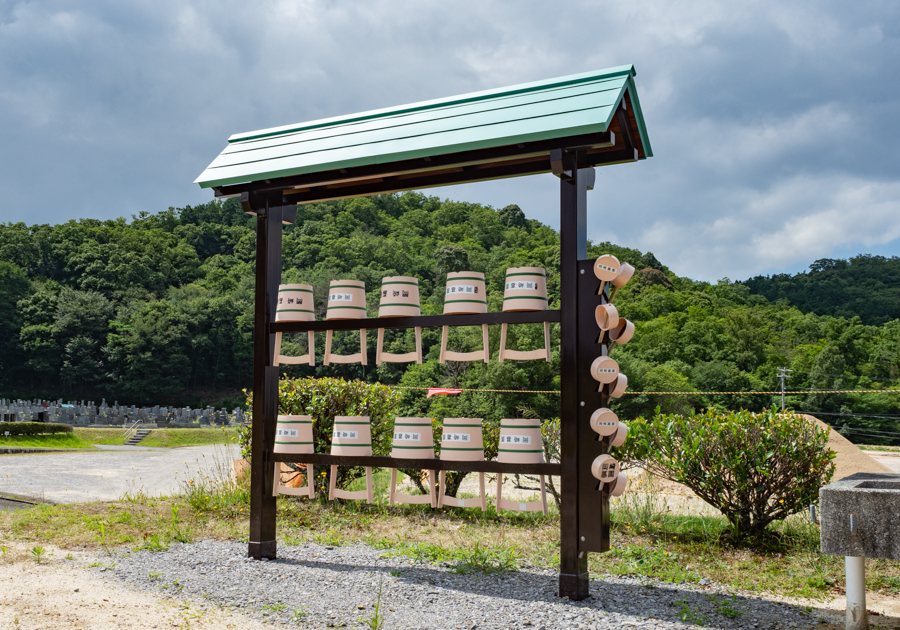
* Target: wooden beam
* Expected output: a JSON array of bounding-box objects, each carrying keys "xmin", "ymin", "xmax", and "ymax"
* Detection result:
[
  {"xmin": 271, "ymin": 309, "xmax": 560, "ymax": 334},
  {"xmin": 275, "ymin": 147, "xmax": 635, "ymax": 205},
  {"xmin": 271, "ymin": 453, "xmax": 561, "ymax": 476}
]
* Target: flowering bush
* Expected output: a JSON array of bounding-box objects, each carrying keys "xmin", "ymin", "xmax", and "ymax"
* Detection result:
[{"xmin": 617, "ymin": 407, "xmax": 836, "ymax": 538}]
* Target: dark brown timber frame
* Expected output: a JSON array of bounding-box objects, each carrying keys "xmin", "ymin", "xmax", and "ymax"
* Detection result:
[{"xmin": 241, "ymin": 101, "xmax": 642, "ymax": 600}]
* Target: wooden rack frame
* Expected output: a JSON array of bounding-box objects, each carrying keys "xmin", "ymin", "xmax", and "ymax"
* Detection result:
[{"xmin": 242, "ymin": 145, "xmax": 630, "ymax": 602}]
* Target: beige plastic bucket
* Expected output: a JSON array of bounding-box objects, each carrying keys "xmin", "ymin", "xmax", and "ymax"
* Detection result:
[
  {"xmin": 496, "ymin": 418, "xmax": 548, "ymax": 515},
  {"xmin": 438, "ymin": 418, "xmax": 486, "ymax": 510},
  {"xmin": 324, "ymin": 280, "xmax": 367, "ymax": 365},
  {"xmin": 391, "ymin": 417, "xmax": 434, "ymax": 459},
  {"xmin": 328, "ymin": 416, "xmax": 374, "ymax": 504},
  {"xmin": 502, "ymin": 267, "xmax": 548, "ymax": 313},
  {"xmin": 443, "ymin": 272, "xmax": 487, "ymax": 315},
  {"xmin": 326, "ymin": 280, "xmax": 367, "ymax": 320},
  {"xmin": 273, "ymin": 415, "xmax": 314, "ymax": 454},
  {"xmin": 275, "ymin": 284, "xmax": 315, "ymax": 322},
  {"xmin": 330, "ymin": 416, "xmax": 372, "ymax": 456},
  {"xmin": 376, "ymin": 276, "xmax": 422, "ymax": 365},
  {"xmin": 439, "ymin": 418, "xmax": 484, "ymax": 461},
  {"xmin": 499, "ymin": 267, "xmax": 551, "ymax": 363},
  {"xmin": 497, "ymin": 419, "xmax": 544, "ymax": 464},
  {"xmin": 378, "ymin": 276, "xmax": 421, "ymax": 318}
]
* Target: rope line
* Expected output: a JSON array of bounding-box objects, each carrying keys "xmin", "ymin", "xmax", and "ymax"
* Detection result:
[
  {"xmin": 388, "ymin": 386, "xmax": 900, "ymax": 395},
  {"xmin": 630, "ymin": 389, "xmax": 900, "ymax": 395},
  {"xmin": 390, "ymin": 386, "xmax": 561, "ymax": 394}
]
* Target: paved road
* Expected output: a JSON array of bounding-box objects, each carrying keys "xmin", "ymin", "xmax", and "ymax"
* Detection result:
[
  {"xmin": 861, "ymin": 450, "xmax": 900, "ymax": 473},
  {"xmin": 0, "ymin": 444, "xmax": 239, "ymax": 504}
]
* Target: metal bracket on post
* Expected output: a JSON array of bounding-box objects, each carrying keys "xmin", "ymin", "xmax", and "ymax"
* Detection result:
[
  {"xmin": 551, "ymin": 148, "xmax": 577, "ymax": 182},
  {"xmin": 575, "ymin": 259, "xmax": 611, "ymax": 552}
]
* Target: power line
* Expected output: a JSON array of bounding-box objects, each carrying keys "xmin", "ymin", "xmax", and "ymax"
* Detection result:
[
  {"xmin": 798, "ymin": 410, "xmax": 900, "ymax": 420},
  {"xmin": 836, "ymin": 426, "xmax": 900, "ymax": 438},
  {"xmin": 834, "ymin": 427, "xmax": 900, "ymax": 441},
  {"xmin": 787, "ymin": 369, "xmax": 900, "ymax": 385}
]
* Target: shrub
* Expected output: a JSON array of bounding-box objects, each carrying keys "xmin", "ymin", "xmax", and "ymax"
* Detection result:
[
  {"xmin": 0, "ymin": 422, "xmax": 73, "ymax": 436},
  {"xmin": 245, "ymin": 377, "xmax": 400, "ymax": 497},
  {"xmin": 617, "ymin": 407, "xmax": 835, "ymax": 539}
]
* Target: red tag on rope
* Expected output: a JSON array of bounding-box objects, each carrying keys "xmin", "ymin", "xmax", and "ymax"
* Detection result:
[{"xmin": 426, "ymin": 388, "xmax": 463, "ymax": 398}]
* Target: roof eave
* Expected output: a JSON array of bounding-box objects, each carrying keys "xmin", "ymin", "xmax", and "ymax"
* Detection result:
[{"xmin": 196, "ymin": 121, "xmax": 609, "ymax": 189}]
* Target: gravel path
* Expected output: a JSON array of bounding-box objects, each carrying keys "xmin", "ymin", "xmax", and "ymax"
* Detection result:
[
  {"xmin": 0, "ymin": 444, "xmax": 238, "ymax": 503},
  {"xmin": 102, "ymin": 540, "xmax": 826, "ymax": 630}
]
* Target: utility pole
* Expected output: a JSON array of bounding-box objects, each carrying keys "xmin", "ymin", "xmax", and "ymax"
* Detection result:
[{"xmin": 777, "ymin": 367, "xmax": 793, "ymax": 411}]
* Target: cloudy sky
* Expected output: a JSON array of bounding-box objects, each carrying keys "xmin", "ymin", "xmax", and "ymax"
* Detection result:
[{"xmin": 1, "ymin": 0, "xmax": 897, "ymax": 281}]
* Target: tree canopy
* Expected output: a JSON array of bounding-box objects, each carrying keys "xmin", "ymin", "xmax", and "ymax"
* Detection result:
[
  {"xmin": 743, "ymin": 255, "xmax": 900, "ymax": 325},
  {"xmin": 0, "ymin": 193, "xmax": 898, "ymax": 444}
]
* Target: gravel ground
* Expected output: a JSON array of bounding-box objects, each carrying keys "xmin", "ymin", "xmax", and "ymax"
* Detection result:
[{"xmin": 102, "ymin": 540, "xmax": 828, "ymax": 630}]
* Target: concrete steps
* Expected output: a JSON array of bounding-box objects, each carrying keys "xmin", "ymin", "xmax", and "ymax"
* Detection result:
[{"xmin": 126, "ymin": 429, "xmax": 152, "ymax": 446}]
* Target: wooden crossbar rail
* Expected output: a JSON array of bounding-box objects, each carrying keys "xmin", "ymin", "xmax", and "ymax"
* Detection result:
[
  {"xmin": 271, "ymin": 453, "xmax": 561, "ymax": 476},
  {"xmin": 270, "ymin": 309, "xmax": 560, "ymax": 333}
]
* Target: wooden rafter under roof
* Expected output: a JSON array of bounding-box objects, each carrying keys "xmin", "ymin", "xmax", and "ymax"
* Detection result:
[{"xmin": 195, "ymin": 65, "xmax": 652, "ymax": 206}]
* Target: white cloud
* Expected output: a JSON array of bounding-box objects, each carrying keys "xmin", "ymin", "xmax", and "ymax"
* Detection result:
[
  {"xmin": 0, "ymin": 0, "xmax": 897, "ymax": 281},
  {"xmin": 636, "ymin": 175, "xmax": 900, "ymax": 280}
]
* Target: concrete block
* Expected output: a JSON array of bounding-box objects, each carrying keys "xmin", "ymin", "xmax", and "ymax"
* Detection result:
[{"xmin": 820, "ymin": 472, "xmax": 900, "ymax": 560}]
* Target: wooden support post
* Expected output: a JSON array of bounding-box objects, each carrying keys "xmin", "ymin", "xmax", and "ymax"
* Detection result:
[
  {"xmin": 248, "ymin": 201, "xmax": 285, "ymax": 561},
  {"xmin": 558, "ymin": 158, "xmax": 591, "ymax": 599}
]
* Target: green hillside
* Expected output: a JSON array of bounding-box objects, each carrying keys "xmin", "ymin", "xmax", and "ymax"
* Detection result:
[
  {"xmin": 743, "ymin": 255, "xmax": 900, "ymax": 325},
  {"xmin": 0, "ymin": 193, "xmax": 898, "ymax": 444}
]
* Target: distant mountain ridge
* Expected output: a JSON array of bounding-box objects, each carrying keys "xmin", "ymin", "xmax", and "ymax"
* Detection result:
[{"xmin": 742, "ymin": 255, "xmax": 900, "ymax": 325}]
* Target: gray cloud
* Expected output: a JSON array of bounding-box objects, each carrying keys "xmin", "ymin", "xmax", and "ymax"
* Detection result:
[{"xmin": 1, "ymin": 0, "xmax": 897, "ymax": 280}]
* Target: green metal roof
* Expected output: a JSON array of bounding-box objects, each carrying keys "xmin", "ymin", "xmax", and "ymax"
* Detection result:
[{"xmin": 195, "ymin": 64, "xmax": 652, "ymax": 190}]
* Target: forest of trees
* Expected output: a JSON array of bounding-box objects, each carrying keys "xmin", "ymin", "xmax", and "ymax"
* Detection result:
[
  {"xmin": 0, "ymin": 192, "xmax": 898, "ymax": 444},
  {"xmin": 743, "ymin": 255, "xmax": 900, "ymax": 325}
]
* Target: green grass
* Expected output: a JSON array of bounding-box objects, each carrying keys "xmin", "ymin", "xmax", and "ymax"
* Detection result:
[
  {"xmin": 0, "ymin": 433, "xmax": 95, "ymax": 449},
  {"xmin": 139, "ymin": 427, "xmax": 239, "ymax": 448},
  {"xmin": 858, "ymin": 444, "xmax": 900, "ymax": 452},
  {"xmin": 74, "ymin": 427, "xmax": 239, "ymax": 448},
  {"xmin": 73, "ymin": 428, "xmax": 133, "ymax": 445}
]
